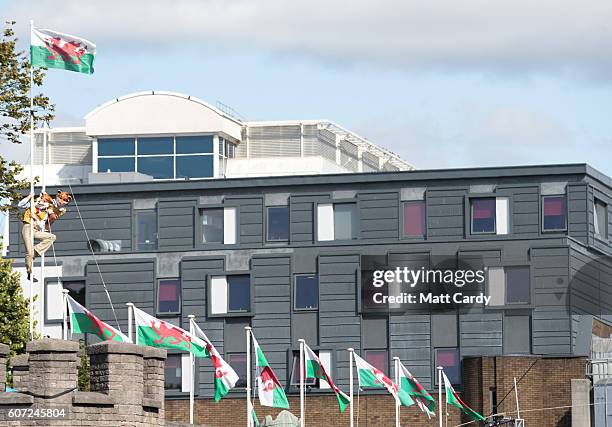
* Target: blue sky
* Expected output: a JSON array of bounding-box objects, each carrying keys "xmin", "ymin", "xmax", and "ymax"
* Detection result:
[{"xmin": 2, "ymin": 0, "xmax": 612, "ymax": 174}]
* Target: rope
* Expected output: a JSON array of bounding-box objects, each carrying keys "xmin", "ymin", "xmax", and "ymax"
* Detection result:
[{"xmin": 65, "ymin": 182, "xmax": 121, "ymax": 331}]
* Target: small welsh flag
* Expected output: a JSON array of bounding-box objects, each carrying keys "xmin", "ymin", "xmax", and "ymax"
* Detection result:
[
  {"xmin": 66, "ymin": 295, "xmax": 130, "ymax": 342},
  {"xmin": 252, "ymin": 333, "xmax": 289, "ymax": 409},
  {"xmin": 31, "ymin": 27, "xmax": 96, "ymax": 74},
  {"xmin": 442, "ymin": 371, "xmax": 485, "ymax": 421},
  {"xmin": 354, "ymin": 353, "xmax": 414, "ymax": 407},
  {"xmin": 398, "ymin": 361, "xmax": 435, "ymax": 416},
  {"xmin": 303, "ymin": 342, "xmax": 350, "ymax": 413}
]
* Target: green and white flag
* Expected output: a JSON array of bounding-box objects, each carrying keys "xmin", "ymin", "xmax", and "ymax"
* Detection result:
[
  {"xmin": 354, "ymin": 353, "xmax": 414, "ymax": 407},
  {"xmin": 66, "ymin": 295, "xmax": 130, "ymax": 342},
  {"xmin": 248, "ymin": 400, "xmax": 259, "ymax": 427},
  {"xmin": 31, "ymin": 27, "xmax": 96, "ymax": 74},
  {"xmin": 443, "ymin": 371, "xmax": 485, "ymax": 421},
  {"xmin": 252, "ymin": 333, "xmax": 289, "ymax": 409},
  {"xmin": 133, "ymin": 307, "xmax": 207, "ymax": 357},
  {"xmin": 303, "ymin": 343, "xmax": 350, "ymax": 413},
  {"xmin": 398, "ymin": 361, "xmax": 435, "ymax": 416},
  {"xmin": 192, "ymin": 322, "xmax": 239, "ymax": 401}
]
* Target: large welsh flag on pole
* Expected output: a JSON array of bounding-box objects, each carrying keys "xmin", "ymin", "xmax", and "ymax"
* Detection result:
[
  {"xmin": 191, "ymin": 321, "xmax": 239, "ymax": 401},
  {"xmin": 442, "ymin": 371, "xmax": 485, "ymax": 421},
  {"xmin": 31, "ymin": 27, "xmax": 96, "ymax": 74},
  {"xmin": 354, "ymin": 353, "xmax": 414, "ymax": 407},
  {"xmin": 252, "ymin": 334, "xmax": 289, "ymax": 409},
  {"xmin": 303, "ymin": 342, "xmax": 350, "ymax": 413},
  {"xmin": 66, "ymin": 295, "xmax": 130, "ymax": 343},
  {"xmin": 398, "ymin": 361, "xmax": 435, "ymax": 416}
]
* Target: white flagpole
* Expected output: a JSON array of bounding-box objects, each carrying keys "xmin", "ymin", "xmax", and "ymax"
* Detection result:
[
  {"xmin": 514, "ymin": 377, "xmax": 520, "ymax": 420},
  {"xmin": 298, "ymin": 338, "xmax": 305, "ymax": 427},
  {"xmin": 39, "ymin": 122, "xmax": 47, "ymax": 338},
  {"xmin": 42, "ymin": 122, "xmax": 47, "ymax": 192},
  {"xmin": 348, "ymin": 348, "xmax": 354, "ymax": 427},
  {"xmin": 126, "ymin": 302, "xmax": 134, "ymax": 342},
  {"xmin": 28, "ymin": 19, "xmax": 35, "ymax": 341},
  {"xmin": 188, "ymin": 315, "xmax": 195, "ymax": 425},
  {"xmin": 245, "ymin": 326, "xmax": 252, "ymax": 427},
  {"xmin": 437, "ymin": 367, "xmax": 443, "ymax": 427},
  {"xmin": 394, "ymin": 356, "xmax": 400, "ymax": 427},
  {"xmin": 62, "ymin": 289, "xmax": 69, "ymax": 340}
]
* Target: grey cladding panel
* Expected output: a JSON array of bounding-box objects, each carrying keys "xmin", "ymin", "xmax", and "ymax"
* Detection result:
[
  {"xmin": 426, "ymin": 189, "xmax": 466, "ymax": 238},
  {"xmin": 390, "ymin": 314, "xmax": 432, "ymax": 389},
  {"xmin": 227, "ymin": 196, "xmax": 264, "ymax": 245},
  {"xmin": 158, "ymin": 199, "xmax": 195, "ymax": 250},
  {"xmin": 568, "ymin": 183, "xmax": 588, "ymax": 244},
  {"xmin": 359, "ymin": 192, "xmax": 399, "ymax": 240}
]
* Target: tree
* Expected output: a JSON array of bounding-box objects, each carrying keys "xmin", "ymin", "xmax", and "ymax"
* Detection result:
[
  {"xmin": 0, "ymin": 249, "xmax": 30, "ymax": 358},
  {"xmin": 0, "ymin": 20, "xmax": 54, "ymax": 209}
]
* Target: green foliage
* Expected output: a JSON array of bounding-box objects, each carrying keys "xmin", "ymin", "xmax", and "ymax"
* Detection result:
[
  {"xmin": 0, "ymin": 253, "xmax": 30, "ymax": 358},
  {"xmin": 0, "ymin": 21, "xmax": 54, "ymax": 210},
  {"xmin": 77, "ymin": 339, "xmax": 90, "ymax": 391}
]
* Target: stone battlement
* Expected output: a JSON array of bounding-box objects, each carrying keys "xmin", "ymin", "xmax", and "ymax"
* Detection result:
[{"xmin": 0, "ymin": 339, "xmax": 167, "ymax": 426}]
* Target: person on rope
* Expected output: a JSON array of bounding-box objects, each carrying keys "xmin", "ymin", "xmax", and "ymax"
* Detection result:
[{"xmin": 18, "ymin": 190, "xmax": 72, "ymax": 282}]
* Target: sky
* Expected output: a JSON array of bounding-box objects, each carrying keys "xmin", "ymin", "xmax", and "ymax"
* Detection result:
[{"xmin": 1, "ymin": 0, "xmax": 612, "ymax": 174}]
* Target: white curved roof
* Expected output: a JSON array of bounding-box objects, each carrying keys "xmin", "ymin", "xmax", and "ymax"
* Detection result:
[{"xmin": 85, "ymin": 91, "xmax": 243, "ymax": 140}]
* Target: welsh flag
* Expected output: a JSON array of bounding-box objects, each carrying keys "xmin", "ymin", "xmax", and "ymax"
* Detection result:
[
  {"xmin": 249, "ymin": 401, "xmax": 259, "ymax": 427},
  {"xmin": 133, "ymin": 307, "xmax": 207, "ymax": 357},
  {"xmin": 442, "ymin": 371, "xmax": 485, "ymax": 421},
  {"xmin": 31, "ymin": 27, "xmax": 96, "ymax": 74},
  {"xmin": 192, "ymin": 322, "xmax": 239, "ymax": 401},
  {"xmin": 252, "ymin": 333, "xmax": 289, "ymax": 408},
  {"xmin": 303, "ymin": 343, "xmax": 350, "ymax": 413},
  {"xmin": 66, "ymin": 295, "xmax": 131, "ymax": 342},
  {"xmin": 398, "ymin": 361, "xmax": 435, "ymax": 416},
  {"xmin": 354, "ymin": 353, "xmax": 414, "ymax": 407}
]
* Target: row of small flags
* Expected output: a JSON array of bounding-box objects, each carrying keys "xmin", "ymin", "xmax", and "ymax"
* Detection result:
[{"xmin": 65, "ymin": 295, "xmax": 485, "ymax": 424}]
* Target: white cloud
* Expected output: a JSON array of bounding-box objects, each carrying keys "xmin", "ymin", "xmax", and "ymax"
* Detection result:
[{"xmin": 5, "ymin": 0, "xmax": 612, "ymax": 77}]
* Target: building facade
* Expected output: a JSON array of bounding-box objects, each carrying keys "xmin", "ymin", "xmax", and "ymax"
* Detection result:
[{"xmin": 5, "ymin": 92, "xmax": 612, "ymax": 425}]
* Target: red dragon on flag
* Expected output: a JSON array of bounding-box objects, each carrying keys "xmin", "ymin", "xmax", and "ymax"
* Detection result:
[{"xmin": 44, "ymin": 36, "xmax": 87, "ymax": 64}]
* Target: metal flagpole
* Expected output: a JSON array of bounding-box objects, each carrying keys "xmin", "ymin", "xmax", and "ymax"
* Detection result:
[
  {"xmin": 348, "ymin": 348, "xmax": 354, "ymax": 427},
  {"xmin": 28, "ymin": 19, "xmax": 35, "ymax": 340},
  {"xmin": 188, "ymin": 315, "xmax": 195, "ymax": 425},
  {"xmin": 245, "ymin": 326, "xmax": 252, "ymax": 427},
  {"xmin": 126, "ymin": 303, "xmax": 134, "ymax": 342},
  {"xmin": 298, "ymin": 339, "xmax": 305, "ymax": 427},
  {"xmin": 39, "ymin": 123, "xmax": 48, "ymax": 340},
  {"xmin": 437, "ymin": 367, "xmax": 443, "ymax": 427},
  {"xmin": 62, "ymin": 289, "xmax": 69, "ymax": 340},
  {"xmin": 514, "ymin": 377, "xmax": 520, "ymax": 420},
  {"xmin": 394, "ymin": 357, "xmax": 400, "ymax": 427}
]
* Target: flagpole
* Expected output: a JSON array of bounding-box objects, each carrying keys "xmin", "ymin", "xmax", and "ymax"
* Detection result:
[
  {"xmin": 28, "ymin": 19, "xmax": 35, "ymax": 341},
  {"xmin": 245, "ymin": 326, "xmax": 252, "ymax": 427},
  {"xmin": 62, "ymin": 289, "xmax": 69, "ymax": 340},
  {"xmin": 348, "ymin": 348, "xmax": 354, "ymax": 427},
  {"xmin": 188, "ymin": 315, "xmax": 195, "ymax": 425},
  {"xmin": 437, "ymin": 367, "xmax": 443, "ymax": 427},
  {"xmin": 126, "ymin": 302, "xmax": 134, "ymax": 342},
  {"xmin": 514, "ymin": 377, "xmax": 520, "ymax": 420},
  {"xmin": 394, "ymin": 356, "xmax": 400, "ymax": 427},
  {"xmin": 298, "ymin": 338, "xmax": 305, "ymax": 427}
]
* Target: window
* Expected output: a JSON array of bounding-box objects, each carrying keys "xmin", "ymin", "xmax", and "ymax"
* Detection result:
[
  {"xmin": 157, "ymin": 279, "xmax": 181, "ymax": 314},
  {"xmin": 210, "ymin": 275, "xmax": 251, "ymax": 315},
  {"xmin": 137, "ymin": 156, "xmax": 173, "ymax": 179},
  {"xmin": 97, "ymin": 138, "xmax": 135, "ymax": 173},
  {"xmin": 267, "ymin": 206, "xmax": 289, "ymax": 242},
  {"xmin": 228, "ymin": 353, "xmax": 247, "ymax": 388},
  {"xmin": 135, "ymin": 210, "xmax": 157, "ymax": 251},
  {"xmin": 164, "ymin": 354, "xmax": 182, "ymax": 390},
  {"xmin": 542, "ymin": 195, "xmax": 567, "ymax": 231},
  {"xmin": 294, "ymin": 275, "xmax": 318, "ymax": 310},
  {"xmin": 403, "ymin": 201, "xmax": 426, "ymax": 237},
  {"xmin": 595, "ymin": 198, "xmax": 608, "ymax": 239},
  {"xmin": 487, "ymin": 266, "xmax": 531, "ymax": 306},
  {"xmin": 435, "ymin": 348, "xmax": 460, "ymax": 385},
  {"xmin": 317, "ymin": 202, "xmax": 358, "ymax": 241},
  {"xmin": 290, "ymin": 352, "xmax": 317, "ymax": 386},
  {"xmin": 98, "ymin": 157, "xmax": 135, "ymax": 173},
  {"xmin": 365, "ymin": 349, "xmax": 389, "ymax": 374},
  {"xmin": 471, "ymin": 198, "xmax": 495, "ymax": 233},
  {"xmin": 177, "ymin": 155, "xmax": 214, "ymax": 179},
  {"xmin": 63, "ymin": 280, "xmax": 85, "ymax": 306},
  {"xmin": 201, "ymin": 207, "xmax": 237, "ymax": 245},
  {"xmin": 362, "ymin": 317, "xmax": 389, "ymax": 376}
]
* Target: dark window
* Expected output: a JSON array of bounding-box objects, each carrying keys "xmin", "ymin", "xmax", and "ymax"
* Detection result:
[
  {"xmin": 228, "ymin": 353, "xmax": 247, "ymax": 388},
  {"xmin": 595, "ymin": 198, "xmax": 608, "ymax": 239},
  {"xmin": 98, "ymin": 157, "xmax": 135, "ymax": 173},
  {"xmin": 201, "ymin": 209, "xmax": 224, "ymax": 244},
  {"xmin": 290, "ymin": 352, "xmax": 317, "ymax": 386},
  {"xmin": 98, "ymin": 138, "xmax": 135, "ymax": 156},
  {"xmin": 267, "ymin": 207, "xmax": 289, "ymax": 242},
  {"xmin": 542, "ymin": 195, "xmax": 567, "ymax": 231},
  {"xmin": 294, "ymin": 275, "xmax": 318, "ymax": 310},
  {"xmin": 435, "ymin": 348, "xmax": 460, "ymax": 385},
  {"xmin": 138, "ymin": 137, "xmax": 173, "ymax": 155},
  {"xmin": 364, "ymin": 350, "xmax": 389, "ymax": 374},
  {"xmin": 158, "ymin": 279, "xmax": 181, "ymax": 314},
  {"xmin": 334, "ymin": 203, "xmax": 358, "ymax": 240},
  {"xmin": 63, "ymin": 280, "xmax": 85, "ymax": 306},
  {"xmin": 137, "ymin": 156, "xmax": 173, "ymax": 179},
  {"xmin": 135, "ymin": 210, "xmax": 158, "ymax": 251},
  {"xmin": 504, "ymin": 315, "xmax": 531, "ymax": 354},
  {"xmin": 164, "ymin": 354, "xmax": 182, "ymax": 390},
  {"xmin": 228, "ymin": 275, "xmax": 250, "ymax": 312},
  {"xmin": 403, "ymin": 201, "xmax": 426, "ymax": 237},
  {"xmin": 471, "ymin": 198, "xmax": 496, "ymax": 233},
  {"xmin": 176, "ymin": 135, "xmax": 214, "ymax": 154},
  {"xmin": 176, "ymin": 155, "xmax": 214, "ymax": 179},
  {"xmin": 505, "ymin": 266, "xmax": 530, "ymax": 304}
]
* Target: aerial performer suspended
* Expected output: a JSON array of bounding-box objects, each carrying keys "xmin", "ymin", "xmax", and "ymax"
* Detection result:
[{"xmin": 18, "ymin": 190, "xmax": 72, "ymax": 282}]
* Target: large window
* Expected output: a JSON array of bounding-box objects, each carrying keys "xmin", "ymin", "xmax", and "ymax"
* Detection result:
[
  {"xmin": 542, "ymin": 195, "xmax": 567, "ymax": 232},
  {"xmin": 294, "ymin": 275, "xmax": 318, "ymax": 310},
  {"xmin": 210, "ymin": 275, "xmax": 251, "ymax": 315},
  {"xmin": 201, "ymin": 207, "xmax": 236, "ymax": 245},
  {"xmin": 365, "ymin": 349, "xmax": 389, "ymax": 374},
  {"xmin": 164, "ymin": 354, "xmax": 182, "ymax": 390},
  {"xmin": 488, "ymin": 266, "xmax": 531, "ymax": 306},
  {"xmin": 317, "ymin": 202, "xmax": 358, "ymax": 241},
  {"xmin": 595, "ymin": 198, "xmax": 608, "ymax": 239},
  {"xmin": 228, "ymin": 353, "xmax": 247, "ymax": 388},
  {"xmin": 157, "ymin": 279, "xmax": 181, "ymax": 315},
  {"xmin": 267, "ymin": 206, "xmax": 289, "ymax": 242},
  {"xmin": 290, "ymin": 351, "xmax": 317, "ymax": 386},
  {"xmin": 403, "ymin": 201, "xmax": 426, "ymax": 238},
  {"xmin": 135, "ymin": 209, "xmax": 157, "ymax": 251},
  {"xmin": 470, "ymin": 197, "xmax": 509, "ymax": 235},
  {"xmin": 435, "ymin": 348, "xmax": 460, "ymax": 385},
  {"xmin": 97, "ymin": 135, "xmax": 216, "ymax": 179}
]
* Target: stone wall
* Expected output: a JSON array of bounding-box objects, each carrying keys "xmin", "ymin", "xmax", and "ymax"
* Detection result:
[{"xmin": 0, "ymin": 339, "xmax": 166, "ymax": 426}]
